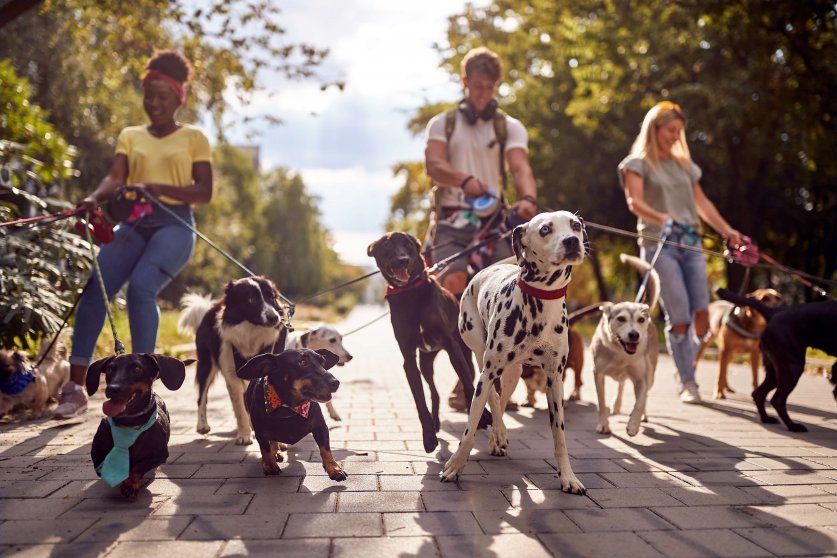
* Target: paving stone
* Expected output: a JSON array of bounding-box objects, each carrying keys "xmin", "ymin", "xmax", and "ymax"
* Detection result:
[
  {"xmin": 282, "ymin": 512, "xmax": 382, "ymax": 538},
  {"xmin": 637, "ymin": 528, "xmax": 773, "ymax": 557},
  {"xmin": 738, "ymin": 484, "xmax": 837, "ymax": 504},
  {"xmin": 0, "ymin": 498, "xmax": 81, "ymax": 520},
  {"xmin": 215, "ymin": 476, "xmax": 302, "ymax": 495},
  {"xmin": 337, "ymin": 491, "xmax": 423, "ymax": 512},
  {"xmin": 0, "ymin": 480, "xmax": 68, "ymax": 498},
  {"xmin": 246, "ymin": 492, "xmax": 337, "ymax": 514},
  {"xmin": 179, "ymin": 514, "xmax": 287, "ymax": 539},
  {"xmin": 105, "ymin": 540, "xmax": 224, "ymax": 557},
  {"xmin": 299, "ymin": 473, "xmax": 376, "ymax": 492},
  {"xmin": 473, "ymin": 508, "xmax": 581, "ymax": 534},
  {"xmin": 379, "ymin": 474, "xmax": 459, "ymax": 491},
  {"xmin": 660, "ymin": 486, "xmax": 761, "ymax": 506},
  {"xmin": 733, "ymin": 526, "xmax": 837, "ymax": 556},
  {"xmin": 502, "ymin": 488, "xmax": 600, "ymax": 510},
  {"xmin": 152, "ymin": 493, "xmax": 252, "ymax": 516},
  {"xmin": 600, "ymin": 472, "xmax": 693, "ymax": 488},
  {"xmin": 384, "ymin": 511, "xmax": 482, "ymax": 536},
  {"xmin": 436, "ymin": 533, "xmax": 551, "ymax": 557},
  {"xmin": 0, "ymin": 542, "xmax": 108, "ymax": 558},
  {"xmin": 539, "ymin": 531, "xmax": 666, "ymax": 558},
  {"xmin": 650, "ymin": 505, "xmax": 769, "ymax": 529},
  {"xmin": 740, "ymin": 503, "xmax": 837, "ymax": 527},
  {"xmin": 564, "ymin": 508, "xmax": 676, "ymax": 532},
  {"xmin": 422, "ymin": 489, "xmax": 511, "ymax": 512},
  {"xmin": 743, "ymin": 470, "xmax": 837, "ymax": 486},
  {"xmin": 333, "ymin": 535, "xmax": 437, "ymax": 557},
  {"xmin": 526, "ymin": 472, "xmax": 615, "ymax": 490},
  {"xmin": 587, "ymin": 487, "xmax": 685, "ymax": 508},
  {"xmin": 0, "ymin": 519, "xmax": 97, "ymax": 545},
  {"xmin": 74, "ymin": 516, "xmax": 192, "ymax": 542},
  {"xmin": 220, "ymin": 538, "xmax": 330, "ymax": 557}
]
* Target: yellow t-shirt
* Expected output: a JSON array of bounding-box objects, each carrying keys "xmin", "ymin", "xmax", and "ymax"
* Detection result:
[{"xmin": 115, "ymin": 124, "xmax": 212, "ymax": 204}]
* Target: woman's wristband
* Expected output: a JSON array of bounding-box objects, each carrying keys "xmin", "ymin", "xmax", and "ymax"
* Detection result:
[{"xmin": 459, "ymin": 175, "xmax": 474, "ymax": 189}]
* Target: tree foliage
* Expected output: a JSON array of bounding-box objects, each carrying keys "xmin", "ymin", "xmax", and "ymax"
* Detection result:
[{"xmin": 395, "ymin": 0, "xmax": 836, "ymax": 300}]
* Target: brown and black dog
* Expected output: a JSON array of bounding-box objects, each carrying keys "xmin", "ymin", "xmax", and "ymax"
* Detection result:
[
  {"xmin": 716, "ymin": 288, "xmax": 837, "ymax": 432},
  {"xmin": 368, "ymin": 232, "xmax": 490, "ymax": 453},
  {"xmin": 87, "ymin": 353, "xmax": 189, "ymax": 499},
  {"xmin": 237, "ymin": 348, "xmax": 347, "ymax": 480},
  {"xmin": 696, "ymin": 288, "xmax": 783, "ymax": 399}
]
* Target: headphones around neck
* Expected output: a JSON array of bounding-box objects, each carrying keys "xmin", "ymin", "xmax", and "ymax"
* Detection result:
[{"xmin": 458, "ymin": 98, "xmax": 498, "ymax": 125}]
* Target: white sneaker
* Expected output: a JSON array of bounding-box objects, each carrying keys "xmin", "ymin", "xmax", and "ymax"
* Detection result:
[
  {"xmin": 53, "ymin": 382, "xmax": 88, "ymax": 419},
  {"xmin": 680, "ymin": 381, "xmax": 702, "ymax": 404}
]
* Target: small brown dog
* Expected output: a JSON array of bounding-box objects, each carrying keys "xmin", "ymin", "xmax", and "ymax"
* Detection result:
[
  {"xmin": 520, "ymin": 327, "xmax": 584, "ymax": 407},
  {"xmin": 695, "ymin": 288, "xmax": 782, "ymax": 399},
  {"xmin": 0, "ymin": 338, "xmax": 70, "ymax": 419}
]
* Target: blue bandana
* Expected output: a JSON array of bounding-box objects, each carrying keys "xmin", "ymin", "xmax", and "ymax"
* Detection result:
[
  {"xmin": 96, "ymin": 408, "xmax": 158, "ymax": 487},
  {"xmin": 0, "ymin": 369, "xmax": 35, "ymax": 395}
]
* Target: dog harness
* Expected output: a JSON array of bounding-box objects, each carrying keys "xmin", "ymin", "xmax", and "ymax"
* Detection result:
[
  {"xmin": 263, "ymin": 378, "xmax": 310, "ymax": 418},
  {"xmin": 722, "ymin": 308, "xmax": 760, "ymax": 340},
  {"xmin": 516, "ymin": 277, "xmax": 568, "ymax": 300},
  {"xmin": 0, "ymin": 368, "xmax": 35, "ymax": 396},
  {"xmin": 96, "ymin": 408, "xmax": 158, "ymax": 487}
]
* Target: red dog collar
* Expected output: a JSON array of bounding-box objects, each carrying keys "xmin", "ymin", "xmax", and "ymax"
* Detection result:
[
  {"xmin": 385, "ymin": 274, "xmax": 429, "ymax": 298},
  {"xmin": 517, "ymin": 277, "xmax": 567, "ymax": 300},
  {"xmin": 264, "ymin": 378, "xmax": 310, "ymax": 418}
]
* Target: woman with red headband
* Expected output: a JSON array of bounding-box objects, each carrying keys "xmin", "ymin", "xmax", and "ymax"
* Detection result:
[{"xmin": 55, "ymin": 50, "xmax": 213, "ymax": 419}]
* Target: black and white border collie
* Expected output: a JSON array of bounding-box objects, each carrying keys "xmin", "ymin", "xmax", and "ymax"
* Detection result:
[{"xmin": 178, "ymin": 276, "xmax": 284, "ymax": 445}]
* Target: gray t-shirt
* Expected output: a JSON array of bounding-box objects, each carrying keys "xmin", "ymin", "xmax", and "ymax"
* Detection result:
[{"xmin": 617, "ymin": 154, "xmax": 702, "ymax": 246}]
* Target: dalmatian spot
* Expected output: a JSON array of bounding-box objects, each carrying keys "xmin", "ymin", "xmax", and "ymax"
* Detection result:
[
  {"xmin": 504, "ymin": 307, "xmax": 522, "ymax": 337},
  {"xmin": 561, "ymin": 420, "xmax": 565, "ymax": 430},
  {"xmin": 514, "ymin": 329, "xmax": 526, "ymax": 345},
  {"xmin": 554, "ymin": 324, "xmax": 564, "ymax": 334},
  {"xmin": 531, "ymin": 323, "xmax": 544, "ymax": 336},
  {"xmin": 533, "ymin": 348, "xmax": 544, "ymax": 356},
  {"xmin": 507, "ymin": 351, "xmax": 516, "ymax": 362},
  {"xmin": 497, "ymin": 342, "xmax": 503, "ymax": 353}
]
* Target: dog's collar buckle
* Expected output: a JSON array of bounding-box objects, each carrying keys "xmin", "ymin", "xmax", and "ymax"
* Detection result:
[{"xmin": 517, "ymin": 277, "xmax": 567, "ymax": 300}]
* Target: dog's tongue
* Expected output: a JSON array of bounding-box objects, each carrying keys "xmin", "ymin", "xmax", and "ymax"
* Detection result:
[
  {"xmin": 103, "ymin": 399, "xmax": 126, "ymax": 417},
  {"xmin": 623, "ymin": 342, "xmax": 639, "ymax": 354},
  {"xmin": 393, "ymin": 267, "xmax": 410, "ymax": 283}
]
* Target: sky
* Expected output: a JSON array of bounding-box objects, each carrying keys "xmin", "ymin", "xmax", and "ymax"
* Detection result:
[{"xmin": 221, "ymin": 0, "xmax": 471, "ymax": 266}]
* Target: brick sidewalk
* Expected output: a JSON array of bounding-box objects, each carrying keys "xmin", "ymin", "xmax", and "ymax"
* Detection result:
[{"xmin": 1, "ymin": 304, "xmax": 835, "ymax": 557}]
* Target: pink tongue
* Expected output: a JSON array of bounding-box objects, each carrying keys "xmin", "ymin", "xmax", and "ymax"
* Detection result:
[
  {"xmin": 394, "ymin": 268, "xmax": 410, "ymax": 283},
  {"xmin": 103, "ymin": 399, "xmax": 127, "ymax": 417}
]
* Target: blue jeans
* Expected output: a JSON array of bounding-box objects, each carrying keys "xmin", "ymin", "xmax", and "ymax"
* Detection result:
[
  {"xmin": 642, "ymin": 239, "xmax": 710, "ymax": 385},
  {"xmin": 70, "ymin": 204, "xmax": 195, "ymax": 366}
]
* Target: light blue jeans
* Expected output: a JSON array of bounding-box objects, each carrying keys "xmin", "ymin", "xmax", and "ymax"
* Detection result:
[
  {"xmin": 641, "ymin": 238, "xmax": 710, "ymax": 386},
  {"xmin": 70, "ymin": 204, "xmax": 195, "ymax": 366}
]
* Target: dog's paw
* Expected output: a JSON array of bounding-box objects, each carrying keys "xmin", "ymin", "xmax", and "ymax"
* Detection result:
[
  {"xmin": 196, "ymin": 424, "xmax": 211, "ymax": 435},
  {"xmin": 595, "ymin": 423, "xmax": 611, "ymax": 435},
  {"xmin": 440, "ymin": 454, "xmax": 466, "ymax": 482},
  {"xmin": 560, "ymin": 474, "xmax": 586, "ymax": 495},
  {"xmin": 761, "ymin": 416, "xmax": 780, "ymax": 425},
  {"xmin": 261, "ymin": 460, "xmax": 282, "ymax": 476},
  {"xmin": 714, "ymin": 391, "xmax": 726, "ymax": 400},
  {"xmin": 327, "ymin": 465, "xmax": 348, "ymax": 482},
  {"xmin": 568, "ymin": 390, "xmax": 581, "ymax": 402},
  {"xmin": 328, "ymin": 412, "xmax": 343, "ymax": 422},
  {"xmin": 788, "ymin": 423, "xmax": 808, "ymax": 433},
  {"xmin": 626, "ymin": 421, "xmax": 640, "ymax": 437},
  {"xmin": 422, "ymin": 430, "xmax": 439, "ymax": 453},
  {"xmin": 235, "ymin": 434, "xmax": 253, "ymax": 446},
  {"xmin": 119, "ymin": 480, "xmax": 140, "ymax": 501},
  {"xmin": 488, "ymin": 425, "xmax": 508, "ymax": 456}
]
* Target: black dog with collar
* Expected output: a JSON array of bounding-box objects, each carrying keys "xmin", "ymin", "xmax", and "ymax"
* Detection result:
[
  {"xmin": 87, "ymin": 353, "xmax": 188, "ymax": 499},
  {"xmin": 237, "ymin": 348, "xmax": 347, "ymax": 481}
]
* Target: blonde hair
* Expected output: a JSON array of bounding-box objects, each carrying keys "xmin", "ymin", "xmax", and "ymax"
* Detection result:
[{"xmin": 629, "ymin": 101, "xmax": 691, "ymax": 170}]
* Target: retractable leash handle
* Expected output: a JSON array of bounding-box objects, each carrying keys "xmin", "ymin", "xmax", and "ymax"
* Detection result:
[{"xmin": 635, "ymin": 218, "xmax": 672, "ymax": 303}]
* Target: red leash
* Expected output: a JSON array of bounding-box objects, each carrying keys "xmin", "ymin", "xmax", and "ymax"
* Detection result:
[{"xmin": 0, "ymin": 208, "xmax": 82, "ymax": 228}]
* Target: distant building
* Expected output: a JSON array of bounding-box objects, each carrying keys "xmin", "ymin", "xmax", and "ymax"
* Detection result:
[{"xmin": 232, "ymin": 145, "xmax": 260, "ymax": 173}]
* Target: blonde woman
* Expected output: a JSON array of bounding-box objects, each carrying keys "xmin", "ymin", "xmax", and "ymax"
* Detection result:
[{"xmin": 618, "ymin": 101, "xmax": 742, "ymax": 404}]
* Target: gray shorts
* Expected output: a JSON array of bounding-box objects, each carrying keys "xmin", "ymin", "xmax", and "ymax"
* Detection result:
[{"xmin": 430, "ymin": 212, "xmax": 512, "ymax": 277}]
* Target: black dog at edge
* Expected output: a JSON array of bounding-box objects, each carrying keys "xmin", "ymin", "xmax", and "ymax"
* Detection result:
[
  {"xmin": 716, "ymin": 288, "xmax": 837, "ymax": 432},
  {"xmin": 87, "ymin": 353, "xmax": 188, "ymax": 499},
  {"xmin": 237, "ymin": 348, "xmax": 347, "ymax": 481},
  {"xmin": 368, "ymin": 232, "xmax": 490, "ymax": 453}
]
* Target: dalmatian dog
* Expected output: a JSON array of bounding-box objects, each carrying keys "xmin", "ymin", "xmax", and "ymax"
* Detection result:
[
  {"xmin": 440, "ymin": 210, "xmax": 587, "ymax": 494},
  {"xmin": 286, "ymin": 325, "xmax": 353, "ymax": 422}
]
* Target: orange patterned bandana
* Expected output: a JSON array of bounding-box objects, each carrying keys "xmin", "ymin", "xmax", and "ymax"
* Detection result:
[{"xmin": 263, "ymin": 378, "xmax": 310, "ymax": 418}]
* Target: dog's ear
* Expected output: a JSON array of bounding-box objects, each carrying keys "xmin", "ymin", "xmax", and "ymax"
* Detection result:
[
  {"xmin": 367, "ymin": 238, "xmax": 380, "ymax": 257},
  {"xmin": 237, "ymin": 354, "xmax": 275, "ymax": 380},
  {"xmin": 512, "ymin": 223, "xmax": 527, "ymax": 264},
  {"xmin": 316, "ymin": 349, "xmax": 340, "ymax": 370},
  {"xmin": 599, "ymin": 301, "xmax": 613, "ymax": 317},
  {"xmin": 300, "ymin": 332, "xmax": 311, "ymax": 347},
  {"xmin": 86, "ymin": 356, "xmax": 115, "ymax": 396},
  {"xmin": 144, "ymin": 354, "xmax": 187, "ymax": 391},
  {"xmin": 409, "ymin": 234, "xmax": 422, "ymax": 253}
]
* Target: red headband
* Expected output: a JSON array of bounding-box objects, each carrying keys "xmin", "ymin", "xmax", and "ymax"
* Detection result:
[{"xmin": 141, "ymin": 70, "xmax": 186, "ymax": 105}]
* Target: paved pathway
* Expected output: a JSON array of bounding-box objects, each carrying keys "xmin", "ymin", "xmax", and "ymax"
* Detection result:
[{"xmin": 1, "ymin": 304, "xmax": 835, "ymax": 557}]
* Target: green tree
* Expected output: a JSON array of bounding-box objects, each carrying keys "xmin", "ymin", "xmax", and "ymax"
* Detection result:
[{"xmin": 393, "ymin": 0, "xmax": 836, "ymax": 300}]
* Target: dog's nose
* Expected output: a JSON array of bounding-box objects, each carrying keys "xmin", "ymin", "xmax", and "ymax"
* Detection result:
[
  {"xmin": 346, "ymin": 354, "xmax": 353, "ymax": 362},
  {"xmin": 397, "ymin": 256, "xmax": 410, "ymax": 266},
  {"xmin": 628, "ymin": 330, "xmax": 639, "ymax": 342},
  {"xmin": 105, "ymin": 384, "xmax": 122, "ymax": 399},
  {"xmin": 563, "ymin": 236, "xmax": 580, "ymax": 250},
  {"xmin": 327, "ymin": 376, "xmax": 340, "ymax": 392}
]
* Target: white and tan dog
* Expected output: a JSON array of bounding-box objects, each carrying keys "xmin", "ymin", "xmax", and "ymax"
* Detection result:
[
  {"xmin": 440, "ymin": 210, "xmax": 587, "ymax": 494},
  {"xmin": 286, "ymin": 325, "xmax": 353, "ymax": 421},
  {"xmin": 0, "ymin": 337, "xmax": 70, "ymax": 419},
  {"xmin": 591, "ymin": 254, "xmax": 660, "ymax": 437}
]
